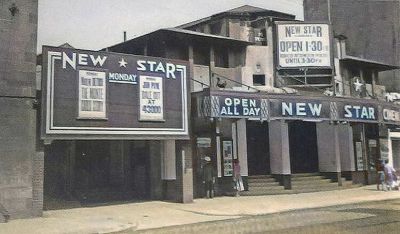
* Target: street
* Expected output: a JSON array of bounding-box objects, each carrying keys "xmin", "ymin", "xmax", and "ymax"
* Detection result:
[
  {"xmin": 263, "ymin": 198, "xmax": 400, "ymax": 234},
  {"xmin": 135, "ymin": 198, "xmax": 400, "ymax": 234}
]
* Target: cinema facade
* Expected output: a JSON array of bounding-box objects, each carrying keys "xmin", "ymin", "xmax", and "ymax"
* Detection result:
[
  {"xmin": 106, "ymin": 6, "xmax": 400, "ymax": 197},
  {"xmin": 40, "ymin": 46, "xmax": 193, "ymax": 206},
  {"xmin": 38, "ymin": 5, "xmax": 400, "ymax": 210}
]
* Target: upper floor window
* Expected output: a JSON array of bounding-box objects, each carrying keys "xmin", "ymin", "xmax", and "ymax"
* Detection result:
[
  {"xmin": 78, "ymin": 70, "xmax": 106, "ymax": 119},
  {"xmin": 253, "ymin": 74, "xmax": 266, "ymax": 86}
]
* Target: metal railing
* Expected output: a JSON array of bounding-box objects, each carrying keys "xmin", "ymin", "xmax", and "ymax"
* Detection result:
[
  {"xmin": 191, "ymin": 78, "xmax": 210, "ymax": 88},
  {"xmin": 211, "ymin": 72, "xmax": 260, "ymax": 92}
]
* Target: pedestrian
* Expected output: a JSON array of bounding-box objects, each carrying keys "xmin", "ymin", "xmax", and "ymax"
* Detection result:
[
  {"xmin": 233, "ymin": 159, "xmax": 244, "ymax": 196},
  {"xmin": 203, "ymin": 156, "xmax": 215, "ymax": 198},
  {"xmin": 384, "ymin": 160, "xmax": 396, "ymax": 190},
  {"xmin": 376, "ymin": 159, "xmax": 385, "ymax": 191}
]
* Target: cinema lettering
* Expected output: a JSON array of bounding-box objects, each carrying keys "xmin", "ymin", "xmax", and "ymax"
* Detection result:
[
  {"xmin": 267, "ymin": 99, "xmax": 331, "ymax": 120},
  {"xmin": 108, "ymin": 73, "xmax": 138, "ymax": 84},
  {"xmin": 201, "ymin": 93, "xmax": 400, "ymax": 125},
  {"xmin": 343, "ymin": 105, "xmax": 376, "ymax": 120},
  {"xmin": 61, "ymin": 51, "xmax": 107, "ymax": 70},
  {"xmin": 281, "ymin": 102, "xmax": 322, "ymax": 117},
  {"xmin": 60, "ymin": 51, "xmax": 181, "ymax": 79},
  {"xmin": 218, "ymin": 97, "xmax": 261, "ymax": 118},
  {"xmin": 382, "ymin": 108, "xmax": 400, "ymax": 122},
  {"xmin": 276, "ymin": 22, "xmax": 331, "ymax": 68}
]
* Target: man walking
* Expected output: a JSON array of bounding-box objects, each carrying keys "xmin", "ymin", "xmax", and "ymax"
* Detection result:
[{"xmin": 384, "ymin": 160, "xmax": 396, "ymax": 190}]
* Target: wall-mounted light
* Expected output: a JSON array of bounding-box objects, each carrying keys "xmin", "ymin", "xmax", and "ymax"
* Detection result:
[
  {"xmin": 256, "ymin": 63, "xmax": 261, "ymax": 73},
  {"xmin": 9, "ymin": 3, "xmax": 19, "ymax": 16}
]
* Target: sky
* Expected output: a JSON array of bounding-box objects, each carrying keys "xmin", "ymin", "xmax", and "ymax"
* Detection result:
[{"xmin": 37, "ymin": 0, "xmax": 304, "ymax": 53}]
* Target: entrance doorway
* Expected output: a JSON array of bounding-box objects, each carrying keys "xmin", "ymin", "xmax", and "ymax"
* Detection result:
[
  {"xmin": 75, "ymin": 141, "xmax": 111, "ymax": 191},
  {"xmin": 43, "ymin": 140, "xmax": 152, "ymax": 210},
  {"xmin": 289, "ymin": 121, "xmax": 319, "ymax": 173},
  {"xmin": 246, "ymin": 120, "xmax": 270, "ymax": 175}
]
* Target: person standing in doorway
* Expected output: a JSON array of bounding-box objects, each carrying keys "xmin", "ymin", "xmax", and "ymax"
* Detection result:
[
  {"xmin": 376, "ymin": 159, "xmax": 385, "ymax": 191},
  {"xmin": 384, "ymin": 160, "xmax": 396, "ymax": 190},
  {"xmin": 203, "ymin": 156, "xmax": 215, "ymax": 198},
  {"xmin": 233, "ymin": 159, "xmax": 244, "ymax": 196}
]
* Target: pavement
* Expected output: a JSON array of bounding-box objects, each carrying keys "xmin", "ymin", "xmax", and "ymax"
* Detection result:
[{"xmin": 1, "ymin": 185, "xmax": 400, "ymax": 234}]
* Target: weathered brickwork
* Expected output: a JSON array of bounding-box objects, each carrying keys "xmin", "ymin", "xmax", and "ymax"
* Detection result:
[{"xmin": 0, "ymin": 0, "xmax": 39, "ymax": 219}]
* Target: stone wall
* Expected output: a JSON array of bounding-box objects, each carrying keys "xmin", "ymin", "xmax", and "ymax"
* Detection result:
[{"xmin": 0, "ymin": 0, "xmax": 39, "ymax": 219}]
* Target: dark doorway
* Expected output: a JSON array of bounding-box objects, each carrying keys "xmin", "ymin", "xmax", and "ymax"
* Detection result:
[
  {"xmin": 246, "ymin": 121, "xmax": 270, "ymax": 175},
  {"xmin": 43, "ymin": 140, "xmax": 153, "ymax": 210},
  {"xmin": 129, "ymin": 141, "xmax": 150, "ymax": 199},
  {"xmin": 75, "ymin": 141, "xmax": 111, "ymax": 191},
  {"xmin": 289, "ymin": 121, "xmax": 319, "ymax": 173}
]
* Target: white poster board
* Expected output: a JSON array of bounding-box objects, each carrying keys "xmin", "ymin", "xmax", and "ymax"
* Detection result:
[
  {"xmin": 277, "ymin": 23, "xmax": 331, "ymax": 68},
  {"xmin": 223, "ymin": 140, "xmax": 233, "ymax": 177},
  {"xmin": 197, "ymin": 137, "xmax": 211, "ymax": 148},
  {"xmin": 380, "ymin": 138, "xmax": 389, "ymax": 161},
  {"xmin": 139, "ymin": 76, "xmax": 164, "ymax": 121}
]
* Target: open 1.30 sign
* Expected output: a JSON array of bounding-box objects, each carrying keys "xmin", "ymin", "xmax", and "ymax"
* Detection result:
[{"xmin": 276, "ymin": 22, "xmax": 331, "ymax": 68}]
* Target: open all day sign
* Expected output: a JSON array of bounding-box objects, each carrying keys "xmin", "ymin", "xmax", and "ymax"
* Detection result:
[
  {"xmin": 276, "ymin": 22, "xmax": 331, "ymax": 68},
  {"xmin": 218, "ymin": 97, "xmax": 262, "ymax": 118}
]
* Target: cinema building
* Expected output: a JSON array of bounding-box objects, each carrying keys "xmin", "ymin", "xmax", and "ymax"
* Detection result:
[
  {"xmin": 39, "ymin": 46, "xmax": 194, "ymax": 208},
  {"xmin": 107, "ymin": 5, "xmax": 400, "ymax": 197},
  {"xmin": 3, "ymin": 2, "xmax": 400, "ymax": 223}
]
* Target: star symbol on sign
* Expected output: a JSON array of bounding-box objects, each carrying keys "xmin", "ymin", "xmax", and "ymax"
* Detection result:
[
  {"xmin": 353, "ymin": 78, "xmax": 363, "ymax": 92},
  {"xmin": 118, "ymin": 58, "xmax": 127, "ymax": 67}
]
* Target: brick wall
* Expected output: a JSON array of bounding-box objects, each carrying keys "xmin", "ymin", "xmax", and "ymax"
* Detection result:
[{"xmin": 32, "ymin": 152, "xmax": 44, "ymax": 216}]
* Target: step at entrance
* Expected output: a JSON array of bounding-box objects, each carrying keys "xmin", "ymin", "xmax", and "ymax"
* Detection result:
[
  {"xmin": 242, "ymin": 174, "xmax": 361, "ymax": 196},
  {"xmin": 290, "ymin": 173, "xmax": 360, "ymax": 193},
  {"xmin": 241, "ymin": 175, "xmax": 286, "ymax": 196}
]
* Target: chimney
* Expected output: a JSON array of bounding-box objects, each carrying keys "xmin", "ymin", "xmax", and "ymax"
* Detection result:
[{"xmin": 123, "ymin": 31, "xmax": 127, "ymax": 42}]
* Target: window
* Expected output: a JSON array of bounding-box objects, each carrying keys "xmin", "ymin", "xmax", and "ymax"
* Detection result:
[
  {"xmin": 214, "ymin": 47, "xmax": 229, "ymax": 68},
  {"xmin": 78, "ymin": 70, "xmax": 106, "ymax": 118},
  {"xmin": 253, "ymin": 74, "xmax": 266, "ymax": 86}
]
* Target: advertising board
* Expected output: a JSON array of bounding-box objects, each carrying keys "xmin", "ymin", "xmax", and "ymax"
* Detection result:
[
  {"xmin": 41, "ymin": 46, "xmax": 189, "ymax": 139},
  {"xmin": 276, "ymin": 22, "xmax": 331, "ymax": 68}
]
